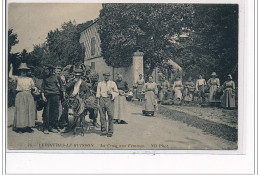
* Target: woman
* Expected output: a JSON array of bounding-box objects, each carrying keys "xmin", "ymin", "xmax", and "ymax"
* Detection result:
[
  {"xmin": 222, "ymin": 74, "xmax": 236, "ymax": 109},
  {"xmin": 207, "ymin": 72, "xmax": 220, "ymax": 106},
  {"xmin": 158, "ymin": 76, "xmax": 170, "ymax": 102},
  {"xmin": 183, "ymin": 77, "xmax": 195, "ymax": 103},
  {"xmin": 135, "ymin": 74, "xmax": 145, "ymax": 101},
  {"xmin": 142, "ymin": 76, "xmax": 158, "ymax": 116},
  {"xmin": 9, "ymin": 63, "xmax": 37, "ymax": 133},
  {"xmin": 172, "ymin": 77, "xmax": 183, "ymax": 104},
  {"xmin": 114, "ymin": 74, "xmax": 129, "ymax": 124}
]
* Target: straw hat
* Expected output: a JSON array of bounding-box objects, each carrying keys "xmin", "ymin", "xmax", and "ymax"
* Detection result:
[{"xmin": 18, "ymin": 63, "xmax": 30, "ymax": 70}]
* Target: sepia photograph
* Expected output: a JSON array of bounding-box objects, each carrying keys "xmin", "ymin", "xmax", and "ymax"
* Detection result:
[{"xmin": 7, "ymin": 2, "xmax": 239, "ymax": 150}]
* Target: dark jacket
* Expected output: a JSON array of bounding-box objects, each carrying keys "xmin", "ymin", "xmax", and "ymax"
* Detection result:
[
  {"xmin": 41, "ymin": 74, "xmax": 65, "ymax": 95},
  {"xmin": 115, "ymin": 80, "xmax": 128, "ymax": 91}
]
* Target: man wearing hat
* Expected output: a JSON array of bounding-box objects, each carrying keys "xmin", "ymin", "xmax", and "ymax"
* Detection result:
[
  {"xmin": 96, "ymin": 71, "xmax": 119, "ymax": 137},
  {"xmin": 83, "ymin": 66, "xmax": 100, "ymax": 128},
  {"xmin": 41, "ymin": 64, "xmax": 65, "ymax": 134},
  {"xmin": 65, "ymin": 69, "xmax": 100, "ymax": 130},
  {"xmin": 66, "ymin": 69, "xmax": 92, "ymax": 98}
]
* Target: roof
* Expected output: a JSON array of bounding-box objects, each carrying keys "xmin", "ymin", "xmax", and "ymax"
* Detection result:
[{"xmin": 80, "ymin": 18, "xmax": 100, "ymax": 34}]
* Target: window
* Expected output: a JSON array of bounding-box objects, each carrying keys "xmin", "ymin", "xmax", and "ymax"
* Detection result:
[
  {"xmin": 91, "ymin": 37, "xmax": 96, "ymax": 56},
  {"xmin": 91, "ymin": 62, "xmax": 95, "ymax": 70}
]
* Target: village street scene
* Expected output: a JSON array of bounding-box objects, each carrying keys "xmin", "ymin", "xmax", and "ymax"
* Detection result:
[{"xmin": 7, "ymin": 3, "xmax": 238, "ymax": 150}]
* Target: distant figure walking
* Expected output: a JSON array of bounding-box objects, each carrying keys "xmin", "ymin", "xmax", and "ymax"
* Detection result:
[{"xmin": 9, "ymin": 63, "xmax": 37, "ymax": 133}]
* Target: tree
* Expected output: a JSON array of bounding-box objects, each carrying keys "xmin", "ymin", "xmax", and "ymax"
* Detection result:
[
  {"xmin": 8, "ymin": 29, "xmax": 19, "ymax": 54},
  {"xmin": 29, "ymin": 44, "xmax": 51, "ymax": 66},
  {"xmin": 188, "ymin": 4, "xmax": 238, "ymax": 82},
  {"xmin": 8, "ymin": 29, "xmax": 20, "ymax": 72},
  {"xmin": 98, "ymin": 4, "xmax": 194, "ymax": 75},
  {"xmin": 46, "ymin": 21, "xmax": 85, "ymax": 66},
  {"xmin": 98, "ymin": 4, "xmax": 238, "ymax": 83}
]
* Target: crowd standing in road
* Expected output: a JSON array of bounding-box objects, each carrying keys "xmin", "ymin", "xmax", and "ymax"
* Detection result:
[{"xmin": 9, "ymin": 62, "xmax": 237, "ymax": 135}]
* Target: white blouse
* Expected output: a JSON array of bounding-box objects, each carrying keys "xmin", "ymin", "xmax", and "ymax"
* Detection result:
[{"xmin": 12, "ymin": 76, "xmax": 36, "ymax": 91}]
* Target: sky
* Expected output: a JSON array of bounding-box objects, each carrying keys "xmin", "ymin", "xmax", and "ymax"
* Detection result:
[{"xmin": 8, "ymin": 3, "xmax": 102, "ymax": 53}]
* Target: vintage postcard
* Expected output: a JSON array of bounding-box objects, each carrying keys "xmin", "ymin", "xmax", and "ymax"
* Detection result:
[{"xmin": 7, "ymin": 2, "xmax": 241, "ymax": 151}]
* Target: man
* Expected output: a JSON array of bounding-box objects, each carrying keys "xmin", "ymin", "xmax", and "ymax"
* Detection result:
[
  {"xmin": 83, "ymin": 66, "xmax": 100, "ymax": 128},
  {"xmin": 41, "ymin": 64, "xmax": 65, "ymax": 134},
  {"xmin": 196, "ymin": 74, "xmax": 207, "ymax": 104},
  {"xmin": 55, "ymin": 66, "xmax": 66, "ymax": 84},
  {"xmin": 96, "ymin": 72, "xmax": 118, "ymax": 137},
  {"xmin": 54, "ymin": 66, "xmax": 68, "ymax": 129}
]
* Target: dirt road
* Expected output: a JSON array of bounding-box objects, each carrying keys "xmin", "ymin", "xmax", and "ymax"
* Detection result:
[{"xmin": 7, "ymin": 102, "xmax": 237, "ymax": 150}]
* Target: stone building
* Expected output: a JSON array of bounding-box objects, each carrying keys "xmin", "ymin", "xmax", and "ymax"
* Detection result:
[{"xmin": 79, "ymin": 20, "xmax": 144, "ymax": 87}]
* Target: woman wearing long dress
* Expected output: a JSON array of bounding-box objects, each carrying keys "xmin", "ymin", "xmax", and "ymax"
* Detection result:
[
  {"xmin": 172, "ymin": 77, "xmax": 183, "ymax": 104},
  {"xmin": 135, "ymin": 74, "xmax": 145, "ymax": 101},
  {"xmin": 158, "ymin": 76, "xmax": 170, "ymax": 102},
  {"xmin": 183, "ymin": 77, "xmax": 195, "ymax": 103},
  {"xmin": 114, "ymin": 74, "xmax": 129, "ymax": 124},
  {"xmin": 222, "ymin": 74, "xmax": 236, "ymax": 109},
  {"xmin": 142, "ymin": 76, "xmax": 158, "ymax": 116},
  {"xmin": 9, "ymin": 63, "xmax": 37, "ymax": 133},
  {"xmin": 207, "ymin": 72, "xmax": 220, "ymax": 105}
]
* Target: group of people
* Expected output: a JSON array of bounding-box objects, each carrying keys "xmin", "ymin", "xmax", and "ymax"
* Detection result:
[
  {"xmin": 9, "ymin": 62, "xmax": 132, "ymax": 137},
  {"xmin": 133, "ymin": 71, "xmax": 237, "ymax": 115},
  {"xmin": 8, "ymin": 61, "xmax": 236, "ymax": 136}
]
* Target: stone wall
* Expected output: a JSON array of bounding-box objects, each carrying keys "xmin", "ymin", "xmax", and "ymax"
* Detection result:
[
  {"xmin": 84, "ymin": 57, "xmax": 113, "ymax": 81},
  {"xmin": 84, "ymin": 51, "xmax": 144, "ymax": 88}
]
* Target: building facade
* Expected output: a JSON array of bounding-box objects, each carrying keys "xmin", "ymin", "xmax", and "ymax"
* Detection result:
[{"xmin": 79, "ymin": 20, "xmax": 144, "ymax": 87}]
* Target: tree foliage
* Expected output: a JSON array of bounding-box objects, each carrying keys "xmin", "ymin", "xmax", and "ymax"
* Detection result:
[
  {"xmin": 99, "ymin": 4, "xmax": 193, "ymax": 75},
  {"xmin": 46, "ymin": 21, "xmax": 85, "ymax": 66},
  {"xmin": 14, "ymin": 20, "xmax": 92, "ymax": 70},
  {"xmin": 98, "ymin": 4, "xmax": 238, "ymax": 82},
  {"xmin": 8, "ymin": 29, "xmax": 19, "ymax": 54},
  {"xmin": 179, "ymin": 4, "xmax": 238, "ymax": 81}
]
